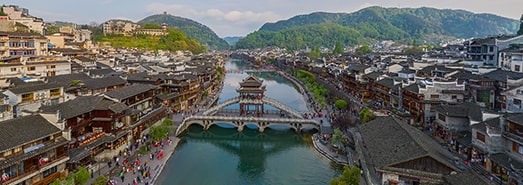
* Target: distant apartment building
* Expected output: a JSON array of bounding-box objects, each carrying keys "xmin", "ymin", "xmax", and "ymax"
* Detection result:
[
  {"xmin": 0, "ymin": 56, "xmax": 71, "ymax": 88},
  {"xmin": 46, "ymin": 32, "xmax": 74, "ymax": 48},
  {"xmin": 499, "ymin": 44, "xmax": 523, "ymax": 73},
  {"xmin": 103, "ymin": 20, "xmax": 167, "ymax": 36},
  {"xmin": 1, "ymin": 5, "xmax": 44, "ymax": 34},
  {"xmin": 466, "ymin": 35, "xmax": 523, "ymax": 67},
  {"xmin": 102, "ymin": 20, "xmax": 140, "ymax": 36},
  {"xmin": 3, "ymin": 81, "xmax": 65, "ymax": 116},
  {"xmin": 0, "ymin": 31, "xmax": 49, "ymax": 58}
]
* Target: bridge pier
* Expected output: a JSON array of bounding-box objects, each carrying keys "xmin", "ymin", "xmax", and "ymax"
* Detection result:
[
  {"xmin": 258, "ymin": 126, "xmax": 265, "ymax": 132},
  {"xmin": 237, "ymin": 125, "xmax": 244, "ymax": 132},
  {"xmin": 235, "ymin": 121, "xmax": 244, "ymax": 132}
]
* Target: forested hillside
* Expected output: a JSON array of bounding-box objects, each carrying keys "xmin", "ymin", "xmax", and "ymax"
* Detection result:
[
  {"xmin": 236, "ymin": 6, "xmax": 519, "ymax": 50},
  {"xmin": 138, "ymin": 14, "xmax": 229, "ymax": 50}
]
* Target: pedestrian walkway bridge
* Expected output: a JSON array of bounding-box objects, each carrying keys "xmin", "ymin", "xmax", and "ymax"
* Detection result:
[
  {"xmin": 202, "ymin": 96, "xmax": 304, "ymax": 119},
  {"xmin": 175, "ymin": 115, "xmax": 320, "ymax": 136}
]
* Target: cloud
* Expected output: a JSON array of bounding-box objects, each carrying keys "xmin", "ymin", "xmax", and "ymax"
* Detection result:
[{"xmin": 145, "ymin": 3, "xmax": 283, "ymax": 36}]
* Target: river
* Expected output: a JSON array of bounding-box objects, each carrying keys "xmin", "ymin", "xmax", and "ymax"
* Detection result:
[{"xmin": 155, "ymin": 59, "xmax": 341, "ymax": 185}]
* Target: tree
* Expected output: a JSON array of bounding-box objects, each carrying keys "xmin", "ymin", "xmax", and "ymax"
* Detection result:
[
  {"xmin": 49, "ymin": 179, "xmax": 62, "ymax": 185},
  {"xmin": 93, "ymin": 175, "xmax": 109, "ymax": 185},
  {"xmin": 359, "ymin": 107, "xmax": 376, "ymax": 124},
  {"xmin": 333, "ymin": 42, "xmax": 343, "ymax": 55},
  {"xmin": 75, "ymin": 166, "xmax": 90, "ymax": 185},
  {"xmin": 334, "ymin": 99, "xmax": 348, "ymax": 110},
  {"xmin": 330, "ymin": 165, "xmax": 361, "ymax": 185},
  {"xmin": 163, "ymin": 118, "xmax": 174, "ymax": 126},
  {"xmin": 331, "ymin": 128, "xmax": 344, "ymax": 150},
  {"xmin": 355, "ymin": 45, "xmax": 371, "ymax": 56},
  {"xmin": 518, "ymin": 14, "xmax": 523, "ymax": 35},
  {"xmin": 308, "ymin": 46, "xmax": 321, "ymax": 59},
  {"xmin": 150, "ymin": 124, "xmax": 169, "ymax": 141}
]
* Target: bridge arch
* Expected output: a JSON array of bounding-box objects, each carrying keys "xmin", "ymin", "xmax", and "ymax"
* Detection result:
[
  {"xmin": 175, "ymin": 116, "xmax": 320, "ymax": 136},
  {"xmin": 202, "ymin": 96, "xmax": 304, "ymax": 119}
]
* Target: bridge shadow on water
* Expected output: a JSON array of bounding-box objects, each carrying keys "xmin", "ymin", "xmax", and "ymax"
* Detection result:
[{"xmin": 181, "ymin": 124, "xmax": 317, "ymax": 178}]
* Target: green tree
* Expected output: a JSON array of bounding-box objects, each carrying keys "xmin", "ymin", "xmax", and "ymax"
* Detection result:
[
  {"xmin": 331, "ymin": 128, "xmax": 344, "ymax": 149},
  {"xmin": 359, "ymin": 107, "xmax": 376, "ymax": 124},
  {"xmin": 75, "ymin": 166, "xmax": 90, "ymax": 185},
  {"xmin": 333, "ymin": 42, "xmax": 344, "ymax": 55},
  {"xmin": 150, "ymin": 124, "xmax": 169, "ymax": 141},
  {"xmin": 63, "ymin": 174, "xmax": 75, "ymax": 185},
  {"xmin": 163, "ymin": 118, "xmax": 174, "ymax": 126},
  {"xmin": 403, "ymin": 46, "xmax": 423, "ymax": 55},
  {"xmin": 334, "ymin": 99, "xmax": 348, "ymax": 110},
  {"xmin": 355, "ymin": 45, "xmax": 371, "ymax": 56},
  {"xmin": 308, "ymin": 46, "xmax": 321, "ymax": 59},
  {"xmin": 518, "ymin": 14, "xmax": 523, "ymax": 35},
  {"xmin": 49, "ymin": 179, "xmax": 62, "ymax": 185},
  {"xmin": 93, "ymin": 175, "xmax": 109, "ymax": 185},
  {"xmin": 330, "ymin": 166, "xmax": 361, "ymax": 185},
  {"xmin": 144, "ymin": 23, "xmax": 162, "ymax": 29}
]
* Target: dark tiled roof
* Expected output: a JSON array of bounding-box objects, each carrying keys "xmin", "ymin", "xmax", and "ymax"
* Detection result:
[
  {"xmin": 240, "ymin": 75, "xmax": 263, "ymax": 87},
  {"xmin": 46, "ymin": 73, "xmax": 92, "ymax": 86},
  {"xmin": 363, "ymin": 71, "xmax": 382, "ymax": 79},
  {"xmin": 359, "ymin": 116, "xmax": 457, "ymax": 170},
  {"xmin": 398, "ymin": 69, "xmax": 416, "ymax": 74},
  {"xmin": 156, "ymin": 92, "xmax": 181, "ymax": 101},
  {"xmin": 41, "ymin": 96, "xmax": 104, "ymax": 119},
  {"xmin": 403, "ymin": 84, "xmax": 419, "ymax": 94},
  {"xmin": 108, "ymin": 103, "xmax": 128, "ymax": 113},
  {"xmin": 84, "ymin": 76, "xmax": 127, "ymax": 90},
  {"xmin": 88, "ymin": 68, "xmax": 116, "ymax": 77},
  {"xmin": 485, "ymin": 69, "xmax": 523, "ymax": 82},
  {"xmin": 444, "ymin": 170, "xmax": 491, "ymax": 185},
  {"xmin": 432, "ymin": 102, "xmax": 485, "ymax": 121},
  {"xmin": 490, "ymin": 152, "xmax": 523, "ymax": 170},
  {"xmin": 471, "ymin": 117, "xmax": 502, "ymax": 133},
  {"xmin": 376, "ymin": 78, "xmax": 401, "ymax": 90},
  {"xmin": 507, "ymin": 113, "xmax": 523, "ymax": 125},
  {"xmin": 0, "ymin": 115, "xmax": 60, "ymax": 152},
  {"xmin": 74, "ymin": 56, "xmax": 94, "ymax": 63},
  {"xmin": 8, "ymin": 82, "xmax": 63, "ymax": 94},
  {"xmin": 104, "ymin": 84, "xmax": 157, "ymax": 100}
]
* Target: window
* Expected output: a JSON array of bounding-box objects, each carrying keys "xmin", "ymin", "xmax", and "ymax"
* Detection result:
[
  {"xmin": 3, "ymin": 149, "xmax": 12, "ymax": 157},
  {"xmin": 438, "ymin": 113, "xmax": 446, "ymax": 122},
  {"xmin": 43, "ymin": 166, "xmax": 57, "ymax": 177},
  {"xmin": 10, "ymin": 68, "xmax": 16, "ymax": 72},
  {"xmin": 14, "ymin": 147, "xmax": 22, "ymax": 153},
  {"xmin": 452, "ymin": 95, "xmax": 457, "ymax": 99},
  {"xmin": 29, "ymin": 42, "xmax": 34, "ymax": 47},
  {"xmin": 489, "ymin": 56, "xmax": 494, "ymax": 60},
  {"xmin": 516, "ymin": 65, "xmax": 521, "ymax": 72},
  {"xmin": 430, "ymin": 94, "xmax": 440, "ymax": 99},
  {"xmin": 489, "ymin": 46, "xmax": 494, "ymax": 52},
  {"xmin": 476, "ymin": 132, "xmax": 486, "ymax": 142},
  {"xmin": 47, "ymin": 65, "xmax": 55, "ymax": 69},
  {"xmin": 27, "ymin": 66, "xmax": 35, "ymax": 71}
]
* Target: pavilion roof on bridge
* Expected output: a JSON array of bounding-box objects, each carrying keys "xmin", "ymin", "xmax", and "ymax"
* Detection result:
[
  {"xmin": 239, "ymin": 75, "xmax": 264, "ymax": 87},
  {"xmin": 237, "ymin": 75, "xmax": 266, "ymax": 93}
]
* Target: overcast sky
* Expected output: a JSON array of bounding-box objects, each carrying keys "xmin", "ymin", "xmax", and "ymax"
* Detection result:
[{"xmin": 4, "ymin": 0, "xmax": 523, "ymax": 37}]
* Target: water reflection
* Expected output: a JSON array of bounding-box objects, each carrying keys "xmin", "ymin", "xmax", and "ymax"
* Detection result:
[{"xmin": 184, "ymin": 125, "xmax": 305, "ymax": 178}]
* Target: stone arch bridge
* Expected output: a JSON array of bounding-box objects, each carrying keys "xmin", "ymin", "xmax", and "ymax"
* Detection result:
[{"xmin": 175, "ymin": 95, "xmax": 321, "ymax": 136}]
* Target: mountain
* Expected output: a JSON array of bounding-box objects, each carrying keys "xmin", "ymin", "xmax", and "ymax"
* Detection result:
[
  {"xmin": 138, "ymin": 14, "xmax": 229, "ymax": 50},
  {"xmin": 236, "ymin": 6, "xmax": 519, "ymax": 50},
  {"xmin": 223, "ymin": 36, "xmax": 244, "ymax": 45}
]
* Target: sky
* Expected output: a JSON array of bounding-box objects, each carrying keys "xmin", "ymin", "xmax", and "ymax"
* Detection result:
[{"xmin": 4, "ymin": 0, "xmax": 523, "ymax": 37}]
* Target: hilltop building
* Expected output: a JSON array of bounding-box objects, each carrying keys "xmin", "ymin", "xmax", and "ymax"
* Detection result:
[{"xmin": 0, "ymin": 5, "xmax": 44, "ymax": 34}]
